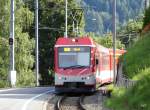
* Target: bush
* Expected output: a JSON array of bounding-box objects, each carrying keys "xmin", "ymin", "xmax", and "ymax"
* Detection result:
[
  {"xmin": 0, "ymin": 80, "xmax": 8, "ymax": 88},
  {"xmin": 106, "ymin": 33, "xmax": 150, "ymax": 110}
]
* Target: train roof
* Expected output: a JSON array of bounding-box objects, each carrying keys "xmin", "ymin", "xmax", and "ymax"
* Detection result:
[
  {"xmin": 95, "ymin": 43, "xmax": 109, "ymax": 54},
  {"xmin": 55, "ymin": 37, "xmax": 96, "ymax": 47},
  {"xmin": 109, "ymin": 49, "xmax": 126, "ymax": 56}
]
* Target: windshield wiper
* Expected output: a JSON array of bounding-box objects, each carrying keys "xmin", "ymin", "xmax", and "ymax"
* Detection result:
[{"xmin": 64, "ymin": 65, "xmax": 87, "ymax": 69}]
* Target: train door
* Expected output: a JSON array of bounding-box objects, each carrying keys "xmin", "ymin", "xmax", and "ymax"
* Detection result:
[{"xmin": 95, "ymin": 50, "xmax": 100, "ymax": 84}]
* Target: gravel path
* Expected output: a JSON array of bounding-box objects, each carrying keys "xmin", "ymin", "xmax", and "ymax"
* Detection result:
[
  {"xmin": 47, "ymin": 95, "xmax": 59, "ymax": 110},
  {"xmin": 82, "ymin": 91, "xmax": 110, "ymax": 110}
]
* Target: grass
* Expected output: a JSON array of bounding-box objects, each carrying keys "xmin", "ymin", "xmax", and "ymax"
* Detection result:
[
  {"xmin": 123, "ymin": 33, "xmax": 150, "ymax": 78},
  {"xmin": 105, "ymin": 33, "xmax": 150, "ymax": 110}
]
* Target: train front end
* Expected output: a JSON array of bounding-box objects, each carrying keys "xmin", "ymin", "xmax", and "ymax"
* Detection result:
[{"xmin": 54, "ymin": 37, "xmax": 96, "ymax": 93}]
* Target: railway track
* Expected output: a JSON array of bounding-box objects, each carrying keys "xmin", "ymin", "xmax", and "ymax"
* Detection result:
[
  {"xmin": 46, "ymin": 91, "xmax": 110, "ymax": 110},
  {"xmin": 55, "ymin": 95, "xmax": 86, "ymax": 110}
]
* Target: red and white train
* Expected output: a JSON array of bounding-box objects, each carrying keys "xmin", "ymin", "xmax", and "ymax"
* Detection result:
[{"xmin": 54, "ymin": 37, "xmax": 125, "ymax": 93}]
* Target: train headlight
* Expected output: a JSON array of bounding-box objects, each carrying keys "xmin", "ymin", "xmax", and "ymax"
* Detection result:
[
  {"xmin": 87, "ymin": 75, "xmax": 93, "ymax": 80},
  {"xmin": 58, "ymin": 77, "xmax": 62, "ymax": 80},
  {"xmin": 72, "ymin": 38, "xmax": 76, "ymax": 42},
  {"xmin": 72, "ymin": 38, "xmax": 78, "ymax": 42}
]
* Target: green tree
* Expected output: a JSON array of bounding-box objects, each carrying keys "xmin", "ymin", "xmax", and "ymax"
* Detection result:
[
  {"xmin": 143, "ymin": 6, "xmax": 150, "ymax": 28},
  {"xmin": 90, "ymin": 33, "xmax": 125, "ymax": 49},
  {"xmin": 0, "ymin": 0, "xmax": 35, "ymax": 87},
  {"xmin": 25, "ymin": 0, "xmax": 85, "ymax": 85},
  {"xmin": 117, "ymin": 18, "xmax": 143, "ymax": 48},
  {"xmin": 0, "ymin": 37, "xmax": 9, "ymax": 87}
]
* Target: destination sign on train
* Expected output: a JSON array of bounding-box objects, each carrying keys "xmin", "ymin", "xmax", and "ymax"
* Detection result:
[
  {"xmin": 64, "ymin": 48, "xmax": 80, "ymax": 52},
  {"xmin": 58, "ymin": 47, "xmax": 90, "ymax": 52}
]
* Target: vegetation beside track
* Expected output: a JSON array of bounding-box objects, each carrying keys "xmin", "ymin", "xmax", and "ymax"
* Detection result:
[{"xmin": 105, "ymin": 33, "xmax": 150, "ymax": 110}]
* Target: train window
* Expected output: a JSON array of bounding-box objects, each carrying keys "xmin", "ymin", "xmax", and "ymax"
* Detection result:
[
  {"xmin": 102, "ymin": 54, "xmax": 109, "ymax": 69},
  {"xmin": 58, "ymin": 46, "xmax": 91, "ymax": 68}
]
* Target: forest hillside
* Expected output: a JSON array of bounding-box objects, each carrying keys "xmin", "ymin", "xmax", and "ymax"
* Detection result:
[{"xmin": 80, "ymin": 0, "xmax": 145, "ymax": 35}]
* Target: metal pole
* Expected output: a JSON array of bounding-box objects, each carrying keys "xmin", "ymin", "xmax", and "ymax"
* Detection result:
[
  {"xmin": 9, "ymin": 0, "xmax": 16, "ymax": 87},
  {"xmin": 73, "ymin": 21, "xmax": 75, "ymax": 33},
  {"xmin": 145, "ymin": 0, "xmax": 150, "ymax": 9},
  {"xmin": 10, "ymin": 0, "xmax": 15, "ymax": 71},
  {"xmin": 76, "ymin": 21, "xmax": 79, "ymax": 36},
  {"xmin": 65, "ymin": 0, "xmax": 68, "ymax": 38},
  {"xmin": 113, "ymin": 0, "xmax": 116, "ymax": 84},
  {"xmin": 35, "ymin": 0, "xmax": 39, "ymax": 86}
]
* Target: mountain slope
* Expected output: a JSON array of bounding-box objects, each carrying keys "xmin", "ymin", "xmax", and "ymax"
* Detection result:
[{"xmin": 81, "ymin": 0, "xmax": 145, "ymax": 34}]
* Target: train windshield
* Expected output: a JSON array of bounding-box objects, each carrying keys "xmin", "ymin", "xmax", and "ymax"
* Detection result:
[{"xmin": 58, "ymin": 46, "xmax": 91, "ymax": 68}]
